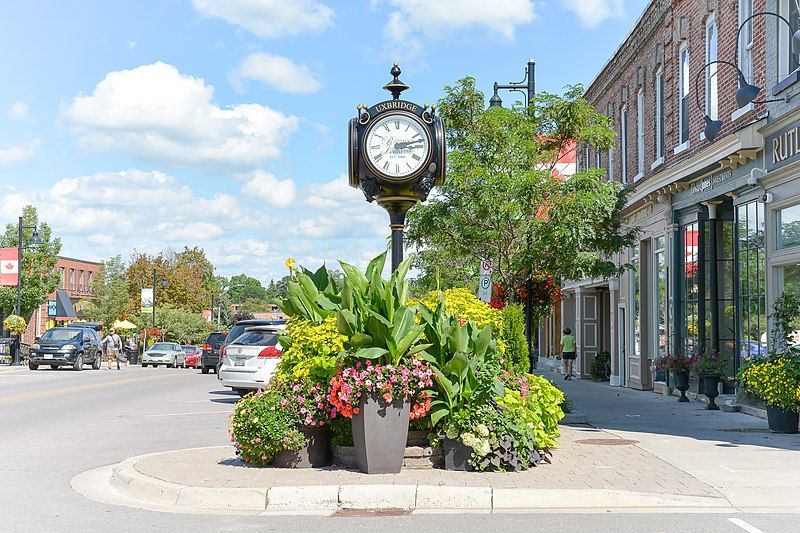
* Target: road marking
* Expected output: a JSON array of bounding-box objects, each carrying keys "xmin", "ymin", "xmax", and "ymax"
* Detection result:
[
  {"xmin": 718, "ymin": 464, "xmax": 735, "ymax": 473},
  {"xmin": 143, "ymin": 410, "xmax": 231, "ymax": 417},
  {"xmin": 728, "ymin": 518, "xmax": 765, "ymax": 533},
  {"xmin": 0, "ymin": 374, "xmax": 175, "ymax": 406}
]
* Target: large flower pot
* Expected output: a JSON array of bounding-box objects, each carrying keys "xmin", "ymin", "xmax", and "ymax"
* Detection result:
[
  {"xmin": 271, "ymin": 427, "xmax": 332, "ymax": 468},
  {"xmin": 672, "ymin": 369, "xmax": 690, "ymax": 402},
  {"xmin": 442, "ymin": 437, "xmax": 473, "ymax": 471},
  {"xmin": 700, "ymin": 374, "xmax": 720, "ymax": 410},
  {"xmin": 351, "ymin": 394, "xmax": 410, "ymax": 474},
  {"xmin": 766, "ymin": 405, "xmax": 799, "ymax": 434}
]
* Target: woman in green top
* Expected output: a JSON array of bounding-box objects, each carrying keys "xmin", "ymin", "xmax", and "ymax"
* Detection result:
[{"xmin": 560, "ymin": 328, "xmax": 577, "ymax": 380}]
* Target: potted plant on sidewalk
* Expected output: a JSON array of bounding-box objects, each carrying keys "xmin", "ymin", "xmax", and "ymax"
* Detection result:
[
  {"xmin": 693, "ymin": 349, "xmax": 727, "ymax": 410},
  {"xmin": 658, "ymin": 352, "xmax": 694, "ymax": 402},
  {"xmin": 737, "ymin": 354, "xmax": 800, "ymax": 434}
]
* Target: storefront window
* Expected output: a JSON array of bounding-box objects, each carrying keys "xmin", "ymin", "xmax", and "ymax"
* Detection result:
[
  {"xmin": 654, "ymin": 237, "xmax": 667, "ymax": 360},
  {"xmin": 776, "ymin": 263, "xmax": 800, "ymax": 348},
  {"xmin": 738, "ymin": 201, "xmax": 767, "ymax": 359},
  {"xmin": 777, "ymin": 204, "xmax": 800, "ymax": 249},
  {"xmin": 682, "ymin": 222, "xmax": 700, "ymax": 355},
  {"xmin": 632, "ymin": 244, "xmax": 640, "ymax": 358}
]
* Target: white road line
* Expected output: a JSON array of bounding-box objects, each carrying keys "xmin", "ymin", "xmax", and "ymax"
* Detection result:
[
  {"xmin": 718, "ymin": 464, "xmax": 735, "ymax": 473},
  {"xmin": 728, "ymin": 518, "xmax": 766, "ymax": 533},
  {"xmin": 143, "ymin": 411, "xmax": 231, "ymax": 417}
]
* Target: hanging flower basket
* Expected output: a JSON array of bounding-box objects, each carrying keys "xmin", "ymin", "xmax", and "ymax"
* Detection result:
[{"xmin": 3, "ymin": 315, "xmax": 27, "ymax": 336}]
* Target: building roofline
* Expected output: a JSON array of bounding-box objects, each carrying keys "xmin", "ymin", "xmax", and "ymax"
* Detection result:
[
  {"xmin": 584, "ymin": 0, "xmax": 657, "ymax": 99},
  {"xmin": 57, "ymin": 256, "xmax": 102, "ymax": 266}
]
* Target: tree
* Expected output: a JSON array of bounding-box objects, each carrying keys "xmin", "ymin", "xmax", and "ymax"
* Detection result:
[
  {"xmin": 134, "ymin": 305, "xmax": 210, "ymax": 344},
  {"xmin": 228, "ymin": 274, "xmax": 268, "ymax": 304},
  {"xmin": 88, "ymin": 255, "xmax": 132, "ymax": 325},
  {"xmin": 0, "ymin": 205, "xmax": 62, "ymax": 320},
  {"xmin": 406, "ymin": 78, "xmax": 636, "ymax": 300}
]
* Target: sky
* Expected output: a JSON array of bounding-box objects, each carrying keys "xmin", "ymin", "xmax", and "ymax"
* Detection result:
[{"xmin": 0, "ymin": 0, "xmax": 648, "ymax": 284}]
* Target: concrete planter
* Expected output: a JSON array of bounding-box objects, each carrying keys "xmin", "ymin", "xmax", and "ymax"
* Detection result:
[
  {"xmin": 351, "ymin": 394, "xmax": 410, "ymax": 474},
  {"xmin": 766, "ymin": 405, "xmax": 799, "ymax": 434},
  {"xmin": 271, "ymin": 427, "xmax": 331, "ymax": 468}
]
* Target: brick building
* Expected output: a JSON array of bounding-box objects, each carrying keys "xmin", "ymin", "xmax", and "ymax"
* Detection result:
[
  {"xmin": 21, "ymin": 256, "xmax": 102, "ymax": 344},
  {"xmin": 539, "ymin": 0, "xmax": 800, "ymax": 392}
]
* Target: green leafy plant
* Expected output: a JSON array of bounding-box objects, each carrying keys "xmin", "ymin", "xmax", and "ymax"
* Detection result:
[
  {"xmin": 228, "ymin": 390, "xmax": 305, "ymax": 466},
  {"xmin": 692, "ymin": 349, "xmax": 727, "ymax": 378},
  {"xmin": 499, "ymin": 304, "xmax": 529, "ymax": 374},
  {"xmin": 417, "ymin": 287, "xmax": 506, "ymax": 353},
  {"xmin": 275, "ymin": 316, "xmax": 344, "ymax": 383},
  {"xmin": 770, "ymin": 291, "xmax": 800, "ymax": 350},
  {"xmin": 589, "ymin": 351, "xmax": 611, "ymax": 381},
  {"xmin": 334, "ymin": 252, "xmax": 431, "ymax": 366},
  {"xmin": 278, "ymin": 263, "xmax": 343, "ymax": 325},
  {"xmin": 498, "ymin": 373, "xmax": 565, "ymax": 450},
  {"xmin": 418, "ymin": 299, "xmax": 503, "ymax": 427},
  {"xmin": 3, "ymin": 315, "xmax": 26, "ymax": 335}
]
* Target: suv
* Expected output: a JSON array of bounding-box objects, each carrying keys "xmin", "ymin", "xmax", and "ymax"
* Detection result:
[
  {"xmin": 29, "ymin": 326, "xmax": 103, "ymax": 371},
  {"xmin": 201, "ymin": 331, "xmax": 227, "ymax": 374},
  {"xmin": 216, "ymin": 319, "xmax": 287, "ymax": 377}
]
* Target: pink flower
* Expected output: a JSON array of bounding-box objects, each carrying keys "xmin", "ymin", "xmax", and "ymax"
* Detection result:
[
  {"xmin": 255, "ymin": 437, "xmax": 261, "ymax": 444},
  {"xmin": 297, "ymin": 396, "xmax": 305, "ymax": 404}
]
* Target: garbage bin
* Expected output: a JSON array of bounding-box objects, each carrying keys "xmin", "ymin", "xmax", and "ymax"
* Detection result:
[{"xmin": 128, "ymin": 348, "xmax": 138, "ymax": 365}]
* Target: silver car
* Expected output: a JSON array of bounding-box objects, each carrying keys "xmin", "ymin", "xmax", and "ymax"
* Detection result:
[
  {"xmin": 219, "ymin": 325, "xmax": 285, "ymax": 396},
  {"xmin": 141, "ymin": 342, "xmax": 186, "ymax": 368}
]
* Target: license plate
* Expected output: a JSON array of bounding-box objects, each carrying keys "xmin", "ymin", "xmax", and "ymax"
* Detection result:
[
  {"xmin": 234, "ymin": 361, "xmax": 245, "ymax": 367},
  {"xmin": 43, "ymin": 354, "xmax": 52, "ymax": 359}
]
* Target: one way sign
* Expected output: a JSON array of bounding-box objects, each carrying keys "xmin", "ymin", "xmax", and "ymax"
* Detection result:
[{"xmin": 0, "ymin": 248, "xmax": 19, "ymax": 287}]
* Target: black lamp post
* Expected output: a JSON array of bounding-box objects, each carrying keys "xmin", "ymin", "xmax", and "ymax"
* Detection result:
[
  {"xmin": 11, "ymin": 217, "xmax": 42, "ymax": 365},
  {"xmin": 699, "ymin": 11, "xmax": 800, "ymax": 142},
  {"xmin": 489, "ymin": 60, "xmax": 537, "ymax": 369},
  {"xmin": 152, "ymin": 269, "xmax": 167, "ymax": 328}
]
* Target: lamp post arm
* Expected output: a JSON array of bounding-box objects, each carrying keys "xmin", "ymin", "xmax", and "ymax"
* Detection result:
[
  {"xmin": 693, "ymin": 59, "xmax": 741, "ymax": 113},
  {"xmin": 734, "ymin": 11, "xmax": 795, "ymax": 75}
]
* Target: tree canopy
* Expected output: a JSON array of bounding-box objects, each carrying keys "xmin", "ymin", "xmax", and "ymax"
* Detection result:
[{"xmin": 406, "ymin": 78, "xmax": 636, "ymax": 301}]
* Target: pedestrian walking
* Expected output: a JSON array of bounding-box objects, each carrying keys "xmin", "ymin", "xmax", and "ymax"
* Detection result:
[
  {"xmin": 102, "ymin": 329, "xmax": 122, "ymax": 370},
  {"xmin": 561, "ymin": 327, "xmax": 577, "ymax": 380}
]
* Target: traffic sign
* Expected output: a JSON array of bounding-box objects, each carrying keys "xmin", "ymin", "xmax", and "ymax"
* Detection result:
[{"xmin": 477, "ymin": 258, "xmax": 492, "ymax": 303}]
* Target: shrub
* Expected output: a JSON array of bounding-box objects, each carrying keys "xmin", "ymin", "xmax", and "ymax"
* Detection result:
[
  {"xmin": 499, "ymin": 304, "xmax": 528, "ymax": 373},
  {"xmin": 589, "ymin": 351, "xmax": 611, "ymax": 381},
  {"xmin": 229, "ymin": 390, "xmax": 305, "ymax": 466},
  {"xmin": 418, "ymin": 288, "xmax": 506, "ymax": 353},
  {"xmin": 737, "ymin": 355, "xmax": 800, "ymax": 412},
  {"xmin": 275, "ymin": 316, "xmax": 344, "ymax": 382}
]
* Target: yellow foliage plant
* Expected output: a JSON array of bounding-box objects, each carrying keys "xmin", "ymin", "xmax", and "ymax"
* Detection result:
[
  {"xmin": 418, "ymin": 288, "xmax": 506, "ymax": 353},
  {"xmin": 276, "ymin": 316, "xmax": 345, "ymax": 384}
]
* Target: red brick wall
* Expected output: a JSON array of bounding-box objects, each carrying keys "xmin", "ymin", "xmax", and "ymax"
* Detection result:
[{"xmin": 579, "ymin": 0, "xmax": 768, "ymax": 184}]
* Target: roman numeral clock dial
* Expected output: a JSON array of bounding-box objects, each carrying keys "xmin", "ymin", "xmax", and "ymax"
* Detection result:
[{"xmin": 364, "ymin": 113, "xmax": 431, "ymax": 180}]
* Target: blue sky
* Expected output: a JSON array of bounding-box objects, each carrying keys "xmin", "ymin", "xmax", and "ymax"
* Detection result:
[{"xmin": 0, "ymin": 0, "xmax": 647, "ymax": 283}]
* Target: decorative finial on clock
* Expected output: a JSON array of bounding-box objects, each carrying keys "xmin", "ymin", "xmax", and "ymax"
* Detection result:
[{"xmin": 383, "ymin": 63, "xmax": 409, "ymax": 100}]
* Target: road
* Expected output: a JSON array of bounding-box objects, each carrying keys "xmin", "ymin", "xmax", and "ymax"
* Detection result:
[{"xmin": 0, "ymin": 365, "xmax": 797, "ymax": 532}]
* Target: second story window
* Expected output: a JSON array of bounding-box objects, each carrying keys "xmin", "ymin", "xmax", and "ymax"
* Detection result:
[
  {"xmin": 595, "ymin": 147, "xmax": 601, "ymax": 169},
  {"xmin": 739, "ymin": 0, "xmax": 753, "ymax": 85},
  {"xmin": 608, "ymin": 147, "xmax": 615, "ymax": 181},
  {"xmin": 778, "ymin": 0, "xmax": 800, "ymax": 81},
  {"xmin": 620, "ymin": 103, "xmax": 629, "ymax": 183},
  {"xmin": 654, "ymin": 67, "xmax": 664, "ymax": 162},
  {"xmin": 705, "ymin": 14, "xmax": 718, "ymax": 120},
  {"xmin": 636, "ymin": 88, "xmax": 645, "ymax": 178},
  {"xmin": 678, "ymin": 44, "xmax": 690, "ymax": 147}
]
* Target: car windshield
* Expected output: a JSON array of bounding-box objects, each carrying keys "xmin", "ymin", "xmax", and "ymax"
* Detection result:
[
  {"xmin": 225, "ymin": 325, "xmax": 248, "ymax": 344},
  {"xmin": 150, "ymin": 343, "xmax": 172, "ymax": 351},
  {"xmin": 40, "ymin": 329, "xmax": 82, "ymax": 342},
  {"xmin": 206, "ymin": 333, "xmax": 226, "ymax": 345},
  {"xmin": 231, "ymin": 331, "xmax": 278, "ymax": 347},
  {"xmin": 182, "ymin": 346, "xmax": 197, "ymax": 352}
]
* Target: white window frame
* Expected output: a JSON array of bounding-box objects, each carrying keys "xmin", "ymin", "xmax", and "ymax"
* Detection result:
[
  {"xmin": 595, "ymin": 147, "xmax": 602, "ymax": 169},
  {"xmin": 608, "ymin": 147, "xmax": 615, "ymax": 181},
  {"xmin": 705, "ymin": 14, "xmax": 718, "ymax": 120},
  {"xmin": 653, "ymin": 67, "xmax": 664, "ymax": 165},
  {"xmin": 620, "ymin": 104, "xmax": 628, "ymax": 183},
  {"xmin": 778, "ymin": 0, "xmax": 800, "ymax": 81},
  {"xmin": 676, "ymin": 43, "xmax": 691, "ymax": 152},
  {"xmin": 636, "ymin": 88, "xmax": 645, "ymax": 180},
  {"xmin": 584, "ymin": 145, "xmax": 590, "ymax": 170},
  {"xmin": 739, "ymin": 0, "xmax": 754, "ymax": 84}
]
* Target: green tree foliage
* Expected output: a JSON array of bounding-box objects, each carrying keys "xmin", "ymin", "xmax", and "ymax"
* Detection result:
[
  {"xmin": 500, "ymin": 304, "xmax": 529, "ymax": 374},
  {"xmin": 134, "ymin": 305, "xmax": 210, "ymax": 344},
  {"xmin": 228, "ymin": 273, "xmax": 268, "ymax": 303},
  {"xmin": 126, "ymin": 247, "xmax": 215, "ymax": 313},
  {"xmin": 87, "ymin": 255, "xmax": 132, "ymax": 325},
  {"xmin": 406, "ymin": 78, "xmax": 637, "ymax": 298},
  {"xmin": 0, "ymin": 205, "xmax": 61, "ymax": 319}
]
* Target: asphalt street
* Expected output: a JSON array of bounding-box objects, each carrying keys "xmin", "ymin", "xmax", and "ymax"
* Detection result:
[{"xmin": 0, "ymin": 365, "xmax": 797, "ymax": 532}]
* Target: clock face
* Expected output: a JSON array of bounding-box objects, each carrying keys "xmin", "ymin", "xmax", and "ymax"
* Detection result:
[{"xmin": 364, "ymin": 113, "xmax": 431, "ymax": 179}]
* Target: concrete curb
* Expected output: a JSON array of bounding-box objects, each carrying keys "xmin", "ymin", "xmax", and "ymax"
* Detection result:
[{"xmin": 82, "ymin": 449, "xmax": 736, "ymax": 515}]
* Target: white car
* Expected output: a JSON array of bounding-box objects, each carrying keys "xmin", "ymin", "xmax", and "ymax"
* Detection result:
[
  {"xmin": 141, "ymin": 342, "xmax": 186, "ymax": 368},
  {"xmin": 219, "ymin": 325, "xmax": 284, "ymax": 397}
]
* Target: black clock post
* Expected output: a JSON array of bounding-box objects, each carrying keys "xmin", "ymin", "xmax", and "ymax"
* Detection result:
[{"xmin": 348, "ymin": 64, "xmax": 446, "ymax": 272}]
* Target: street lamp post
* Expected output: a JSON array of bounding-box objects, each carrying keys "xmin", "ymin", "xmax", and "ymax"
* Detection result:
[
  {"xmin": 489, "ymin": 60, "xmax": 538, "ymax": 370},
  {"xmin": 12, "ymin": 216, "xmax": 42, "ymax": 365}
]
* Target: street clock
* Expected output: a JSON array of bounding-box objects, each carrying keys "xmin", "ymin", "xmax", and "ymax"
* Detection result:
[{"xmin": 348, "ymin": 64, "xmax": 446, "ymax": 270}]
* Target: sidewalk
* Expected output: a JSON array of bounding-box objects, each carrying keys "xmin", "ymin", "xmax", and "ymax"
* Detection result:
[{"xmin": 71, "ymin": 369, "xmax": 800, "ymax": 515}]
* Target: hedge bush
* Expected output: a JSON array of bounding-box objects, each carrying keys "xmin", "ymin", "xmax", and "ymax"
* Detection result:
[{"xmin": 499, "ymin": 304, "xmax": 528, "ymax": 374}]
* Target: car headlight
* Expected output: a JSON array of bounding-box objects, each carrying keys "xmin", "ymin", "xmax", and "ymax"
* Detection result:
[
  {"xmin": 61, "ymin": 344, "xmax": 77, "ymax": 351},
  {"xmin": 32, "ymin": 343, "xmax": 40, "ymax": 350}
]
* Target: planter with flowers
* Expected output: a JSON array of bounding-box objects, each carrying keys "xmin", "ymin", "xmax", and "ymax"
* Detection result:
[
  {"xmin": 693, "ymin": 349, "xmax": 727, "ymax": 410},
  {"xmin": 3, "ymin": 315, "xmax": 27, "ymax": 336},
  {"xmin": 737, "ymin": 354, "xmax": 800, "ymax": 434},
  {"xmin": 269, "ymin": 378, "xmax": 335, "ymax": 467},
  {"xmin": 658, "ymin": 353, "xmax": 694, "ymax": 402}
]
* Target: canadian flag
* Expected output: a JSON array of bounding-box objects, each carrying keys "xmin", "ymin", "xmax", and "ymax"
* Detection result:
[{"xmin": 0, "ymin": 248, "xmax": 19, "ymax": 287}]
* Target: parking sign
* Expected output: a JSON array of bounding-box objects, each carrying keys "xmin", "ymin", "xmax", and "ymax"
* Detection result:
[{"xmin": 477, "ymin": 259, "xmax": 492, "ymax": 303}]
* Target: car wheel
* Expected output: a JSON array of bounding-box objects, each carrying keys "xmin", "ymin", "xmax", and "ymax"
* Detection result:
[
  {"xmin": 201, "ymin": 366, "xmax": 209, "ymax": 374},
  {"xmin": 141, "ymin": 363, "xmax": 148, "ymax": 368},
  {"xmin": 73, "ymin": 354, "xmax": 83, "ymax": 371},
  {"xmin": 28, "ymin": 362, "xmax": 39, "ymax": 370},
  {"xmin": 236, "ymin": 389, "xmax": 251, "ymax": 398},
  {"xmin": 167, "ymin": 359, "xmax": 174, "ymax": 368},
  {"xmin": 92, "ymin": 354, "xmax": 101, "ymax": 370},
  {"xmin": 50, "ymin": 364, "xmax": 58, "ymax": 370}
]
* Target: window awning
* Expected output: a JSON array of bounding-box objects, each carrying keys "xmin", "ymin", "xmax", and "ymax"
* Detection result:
[{"xmin": 54, "ymin": 289, "xmax": 77, "ymax": 320}]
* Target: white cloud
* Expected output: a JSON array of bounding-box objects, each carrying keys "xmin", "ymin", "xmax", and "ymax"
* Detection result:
[
  {"xmin": 559, "ymin": 0, "xmax": 624, "ymax": 27},
  {"xmin": 0, "ymin": 139, "xmax": 40, "ymax": 166},
  {"xmin": 8, "ymin": 101, "xmax": 29, "ymax": 121},
  {"xmin": 382, "ymin": 0, "xmax": 535, "ymax": 60},
  {"xmin": 241, "ymin": 170, "xmax": 296, "ymax": 208},
  {"xmin": 192, "ymin": 0, "xmax": 334, "ymax": 38},
  {"xmin": 233, "ymin": 52, "xmax": 322, "ymax": 94},
  {"xmin": 59, "ymin": 62, "xmax": 299, "ymax": 169}
]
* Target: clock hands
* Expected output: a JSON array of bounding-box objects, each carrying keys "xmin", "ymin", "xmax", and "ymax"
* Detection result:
[{"xmin": 393, "ymin": 140, "xmax": 424, "ymax": 150}]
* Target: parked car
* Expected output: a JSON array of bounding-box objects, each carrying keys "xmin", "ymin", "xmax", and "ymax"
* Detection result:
[
  {"xmin": 216, "ymin": 319, "xmax": 287, "ymax": 377},
  {"xmin": 182, "ymin": 345, "xmax": 200, "ymax": 368},
  {"xmin": 29, "ymin": 326, "xmax": 103, "ymax": 371},
  {"xmin": 200, "ymin": 331, "xmax": 227, "ymax": 374},
  {"xmin": 141, "ymin": 342, "xmax": 186, "ymax": 368},
  {"xmin": 219, "ymin": 325, "xmax": 285, "ymax": 397}
]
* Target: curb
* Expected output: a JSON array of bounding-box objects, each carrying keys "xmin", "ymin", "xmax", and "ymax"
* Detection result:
[{"xmin": 88, "ymin": 449, "xmax": 734, "ymax": 515}]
